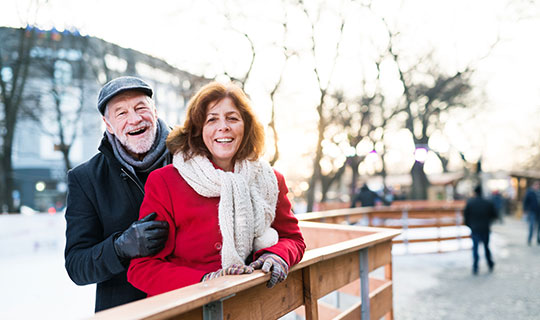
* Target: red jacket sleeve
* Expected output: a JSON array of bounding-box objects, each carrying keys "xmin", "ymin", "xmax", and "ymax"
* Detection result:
[
  {"xmin": 127, "ymin": 170, "xmax": 207, "ymax": 297},
  {"xmin": 253, "ymin": 170, "xmax": 306, "ymax": 267}
]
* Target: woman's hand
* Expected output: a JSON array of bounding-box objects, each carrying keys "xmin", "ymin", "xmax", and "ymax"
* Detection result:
[
  {"xmin": 201, "ymin": 264, "xmax": 254, "ymax": 282},
  {"xmin": 249, "ymin": 253, "xmax": 289, "ymax": 288}
]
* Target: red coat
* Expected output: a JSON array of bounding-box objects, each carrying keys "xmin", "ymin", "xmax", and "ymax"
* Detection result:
[{"xmin": 127, "ymin": 164, "xmax": 305, "ymax": 296}]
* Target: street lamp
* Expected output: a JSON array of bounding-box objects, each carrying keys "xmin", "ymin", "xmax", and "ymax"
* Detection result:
[
  {"xmin": 414, "ymin": 146, "xmax": 428, "ymax": 163},
  {"xmin": 35, "ymin": 181, "xmax": 46, "ymax": 192}
]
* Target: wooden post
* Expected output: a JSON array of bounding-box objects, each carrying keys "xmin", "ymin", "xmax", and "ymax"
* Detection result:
[
  {"xmin": 437, "ymin": 213, "xmax": 441, "ymax": 253},
  {"xmin": 456, "ymin": 209, "xmax": 463, "ymax": 250},
  {"xmin": 303, "ymin": 266, "xmax": 319, "ymax": 320},
  {"xmin": 384, "ymin": 261, "xmax": 394, "ymax": 320},
  {"xmin": 402, "ymin": 209, "xmax": 408, "ymax": 253},
  {"xmin": 359, "ymin": 248, "xmax": 370, "ymax": 320}
]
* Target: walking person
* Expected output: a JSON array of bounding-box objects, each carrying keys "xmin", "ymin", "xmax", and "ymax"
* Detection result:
[
  {"xmin": 350, "ymin": 183, "xmax": 381, "ymax": 208},
  {"xmin": 64, "ymin": 77, "xmax": 171, "ymax": 312},
  {"xmin": 490, "ymin": 190, "xmax": 504, "ymax": 223},
  {"xmin": 464, "ymin": 185, "xmax": 497, "ymax": 275},
  {"xmin": 523, "ymin": 181, "xmax": 540, "ymax": 246},
  {"xmin": 127, "ymin": 81, "xmax": 305, "ymax": 296}
]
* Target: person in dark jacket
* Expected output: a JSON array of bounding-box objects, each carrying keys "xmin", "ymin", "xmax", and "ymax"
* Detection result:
[
  {"xmin": 464, "ymin": 185, "xmax": 497, "ymax": 275},
  {"xmin": 523, "ymin": 181, "xmax": 540, "ymax": 245},
  {"xmin": 350, "ymin": 183, "xmax": 380, "ymax": 208},
  {"xmin": 64, "ymin": 77, "xmax": 171, "ymax": 312}
]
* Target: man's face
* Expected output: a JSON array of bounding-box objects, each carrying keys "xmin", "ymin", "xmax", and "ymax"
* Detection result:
[{"xmin": 103, "ymin": 91, "xmax": 157, "ymax": 158}]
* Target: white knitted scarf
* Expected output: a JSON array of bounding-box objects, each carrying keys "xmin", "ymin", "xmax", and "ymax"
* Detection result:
[{"xmin": 173, "ymin": 154, "xmax": 279, "ymax": 268}]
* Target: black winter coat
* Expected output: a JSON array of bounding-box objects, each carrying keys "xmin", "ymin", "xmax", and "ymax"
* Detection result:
[
  {"xmin": 523, "ymin": 188, "xmax": 540, "ymax": 215},
  {"xmin": 64, "ymin": 136, "xmax": 170, "ymax": 312},
  {"xmin": 464, "ymin": 196, "xmax": 497, "ymax": 233},
  {"xmin": 350, "ymin": 186, "xmax": 380, "ymax": 208}
]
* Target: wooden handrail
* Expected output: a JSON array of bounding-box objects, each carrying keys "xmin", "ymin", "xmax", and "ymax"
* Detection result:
[
  {"xmin": 296, "ymin": 202, "xmax": 469, "ymax": 252},
  {"xmin": 92, "ymin": 222, "xmax": 400, "ymax": 320}
]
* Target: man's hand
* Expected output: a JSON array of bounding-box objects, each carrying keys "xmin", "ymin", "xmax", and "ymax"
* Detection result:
[
  {"xmin": 249, "ymin": 253, "xmax": 289, "ymax": 288},
  {"xmin": 201, "ymin": 264, "xmax": 254, "ymax": 282},
  {"xmin": 114, "ymin": 212, "xmax": 169, "ymax": 259}
]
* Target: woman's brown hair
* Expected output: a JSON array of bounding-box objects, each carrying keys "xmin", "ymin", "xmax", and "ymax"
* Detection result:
[{"xmin": 167, "ymin": 81, "xmax": 265, "ymax": 162}]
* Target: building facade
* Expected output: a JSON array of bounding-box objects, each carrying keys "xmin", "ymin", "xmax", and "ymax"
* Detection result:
[{"xmin": 1, "ymin": 26, "xmax": 209, "ymax": 212}]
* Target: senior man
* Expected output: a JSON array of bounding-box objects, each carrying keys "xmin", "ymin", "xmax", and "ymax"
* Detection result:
[{"xmin": 65, "ymin": 76, "xmax": 171, "ymax": 312}]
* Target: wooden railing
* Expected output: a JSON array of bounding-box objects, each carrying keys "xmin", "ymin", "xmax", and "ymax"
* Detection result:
[
  {"xmin": 92, "ymin": 222, "xmax": 400, "ymax": 320},
  {"xmin": 296, "ymin": 201, "xmax": 468, "ymax": 252}
]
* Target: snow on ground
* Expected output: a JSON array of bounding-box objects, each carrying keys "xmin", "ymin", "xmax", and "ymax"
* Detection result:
[{"xmin": 0, "ymin": 214, "xmax": 94, "ymax": 320}]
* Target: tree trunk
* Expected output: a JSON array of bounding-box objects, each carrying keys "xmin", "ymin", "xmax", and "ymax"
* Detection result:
[
  {"xmin": 1, "ymin": 142, "xmax": 15, "ymax": 213},
  {"xmin": 320, "ymin": 161, "xmax": 348, "ymax": 203},
  {"xmin": 60, "ymin": 144, "xmax": 72, "ymax": 172},
  {"xmin": 410, "ymin": 161, "xmax": 430, "ymax": 200},
  {"xmin": 306, "ymin": 143, "xmax": 322, "ymax": 212},
  {"xmin": 348, "ymin": 156, "xmax": 361, "ymax": 202},
  {"xmin": 0, "ymin": 27, "xmax": 35, "ymax": 213},
  {"xmin": 1, "ymin": 96, "xmax": 18, "ymax": 213}
]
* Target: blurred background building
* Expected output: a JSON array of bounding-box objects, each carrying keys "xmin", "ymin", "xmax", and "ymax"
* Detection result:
[{"xmin": 1, "ymin": 26, "xmax": 209, "ymax": 212}]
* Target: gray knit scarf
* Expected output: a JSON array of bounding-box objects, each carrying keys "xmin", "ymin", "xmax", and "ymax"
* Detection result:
[{"xmin": 107, "ymin": 118, "xmax": 170, "ymax": 179}]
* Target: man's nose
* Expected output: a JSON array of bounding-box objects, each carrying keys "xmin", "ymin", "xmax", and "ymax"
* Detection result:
[{"xmin": 126, "ymin": 109, "xmax": 142, "ymax": 123}]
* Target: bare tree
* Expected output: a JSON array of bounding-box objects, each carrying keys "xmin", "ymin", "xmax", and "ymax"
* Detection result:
[
  {"xmin": 217, "ymin": 2, "xmax": 299, "ymax": 166},
  {"xmin": 380, "ymin": 20, "xmax": 484, "ymax": 199},
  {"xmin": 0, "ymin": 26, "xmax": 36, "ymax": 212},
  {"xmin": 267, "ymin": 7, "xmax": 298, "ymax": 166},
  {"xmin": 222, "ymin": 31, "xmax": 255, "ymax": 90},
  {"xmin": 26, "ymin": 34, "xmax": 91, "ymax": 172},
  {"xmin": 299, "ymin": 0, "xmax": 347, "ymax": 212},
  {"xmin": 320, "ymin": 52, "xmax": 402, "ymax": 202}
]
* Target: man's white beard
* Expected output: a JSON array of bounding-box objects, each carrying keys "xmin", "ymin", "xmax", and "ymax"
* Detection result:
[{"xmin": 117, "ymin": 121, "xmax": 157, "ymax": 156}]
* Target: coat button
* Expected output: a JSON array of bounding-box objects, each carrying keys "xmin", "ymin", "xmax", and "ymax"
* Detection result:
[{"xmin": 215, "ymin": 242, "xmax": 222, "ymax": 250}]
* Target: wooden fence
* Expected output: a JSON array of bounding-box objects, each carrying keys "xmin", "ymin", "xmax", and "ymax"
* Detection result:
[
  {"xmin": 296, "ymin": 201, "xmax": 468, "ymax": 252},
  {"xmin": 92, "ymin": 222, "xmax": 400, "ymax": 320}
]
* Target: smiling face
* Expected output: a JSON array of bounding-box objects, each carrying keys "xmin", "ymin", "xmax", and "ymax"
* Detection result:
[
  {"xmin": 103, "ymin": 91, "xmax": 158, "ymax": 159},
  {"xmin": 202, "ymin": 97, "xmax": 245, "ymax": 171}
]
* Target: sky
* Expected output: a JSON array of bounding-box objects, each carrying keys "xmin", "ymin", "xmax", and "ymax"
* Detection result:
[{"xmin": 2, "ymin": 0, "xmax": 540, "ymax": 186}]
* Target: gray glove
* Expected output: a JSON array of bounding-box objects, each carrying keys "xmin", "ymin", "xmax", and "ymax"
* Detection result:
[
  {"xmin": 114, "ymin": 212, "xmax": 169, "ymax": 260},
  {"xmin": 249, "ymin": 253, "xmax": 289, "ymax": 288},
  {"xmin": 201, "ymin": 264, "xmax": 254, "ymax": 282}
]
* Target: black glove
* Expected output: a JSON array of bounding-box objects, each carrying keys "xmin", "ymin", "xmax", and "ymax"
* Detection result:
[{"xmin": 114, "ymin": 212, "xmax": 169, "ymax": 260}]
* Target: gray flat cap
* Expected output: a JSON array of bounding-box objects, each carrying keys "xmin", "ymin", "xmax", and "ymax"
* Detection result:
[{"xmin": 97, "ymin": 76, "xmax": 153, "ymax": 115}]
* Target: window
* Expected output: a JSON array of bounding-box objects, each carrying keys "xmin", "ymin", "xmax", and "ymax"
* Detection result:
[{"xmin": 54, "ymin": 60, "xmax": 72, "ymax": 85}]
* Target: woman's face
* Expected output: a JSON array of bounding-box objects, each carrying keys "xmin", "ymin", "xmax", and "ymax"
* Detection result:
[{"xmin": 202, "ymin": 97, "xmax": 245, "ymax": 171}]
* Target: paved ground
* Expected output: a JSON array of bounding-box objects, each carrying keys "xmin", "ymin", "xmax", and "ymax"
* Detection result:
[{"xmin": 392, "ymin": 216, "xmax": 540, "ymax": 320}]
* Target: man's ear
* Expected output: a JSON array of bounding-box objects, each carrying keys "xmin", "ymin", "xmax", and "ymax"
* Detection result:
[{"xmin": 103, "ymin": 116, "xmax": 114, "ymax": 134}]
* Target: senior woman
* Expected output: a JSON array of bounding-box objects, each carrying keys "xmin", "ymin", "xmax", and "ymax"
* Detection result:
[{"xmin": 127, "ymin": 82, "xmax": 305, "ymax": 296}]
